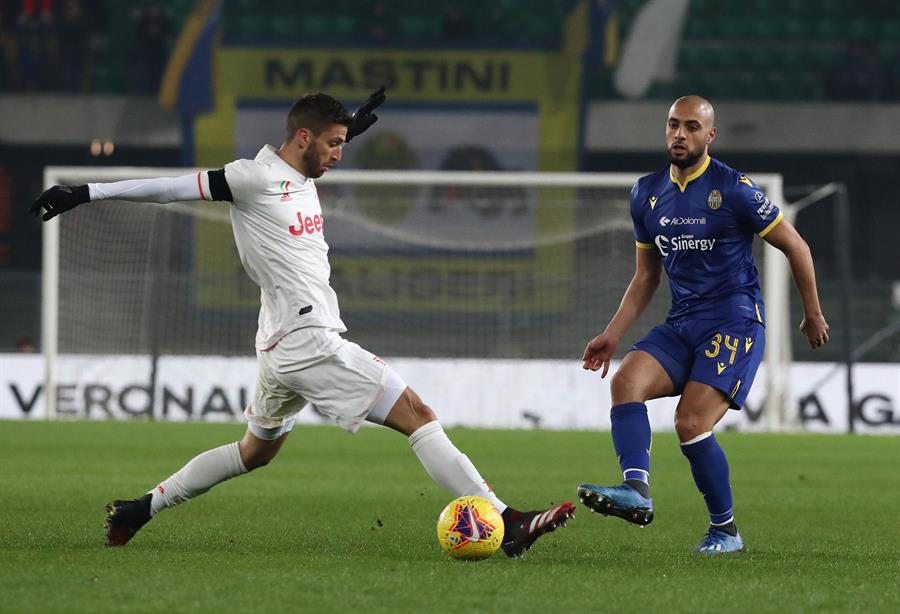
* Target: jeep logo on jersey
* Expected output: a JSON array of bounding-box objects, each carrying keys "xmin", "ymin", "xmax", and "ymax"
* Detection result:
[
  {"xmin": 660, "ymin": 216, "xmax": 706, "ymax": 227},
  {"xmin": 708, "ymin": 189, "xmax": 722, "ymax": 210},
  {"xmin": 289, "ymin": 211, "xmax": 324, "ymax": 236},
  {"xmin": 654, "ymin": 234, "xmax": 716, "ymax": 257}
]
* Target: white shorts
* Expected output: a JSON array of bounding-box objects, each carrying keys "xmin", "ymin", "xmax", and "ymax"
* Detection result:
[{"xmin": 244, "ymin": 327, "xmax": 407, "ymax": 440}]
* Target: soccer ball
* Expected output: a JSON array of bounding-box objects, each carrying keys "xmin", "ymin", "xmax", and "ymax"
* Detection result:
[{"xmin": 436, "ymin": 495, "xmax": 504, "ymax": 561}]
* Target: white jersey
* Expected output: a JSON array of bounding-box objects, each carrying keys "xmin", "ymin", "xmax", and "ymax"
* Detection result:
[{"xmin": 224, "ymin": 145, "xmax": 346, "ymax": 349}]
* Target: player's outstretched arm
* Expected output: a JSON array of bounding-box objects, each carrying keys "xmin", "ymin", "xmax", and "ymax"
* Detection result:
[
  {"xmin": 762, "ymin": 218, "xmax": 830, "ymax": 349},
  {"xmin": 30, "ymin": 171, "xmax": 233, "ymax": 222},
  {"xmin": 583, "ymin": 247, "xmax": 662, "ymax": 375}
]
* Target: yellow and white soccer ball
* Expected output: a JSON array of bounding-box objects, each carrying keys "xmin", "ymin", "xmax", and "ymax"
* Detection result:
[{"xmin": 436, "ymin": 495, "xmax": 504, "ymax": 561}]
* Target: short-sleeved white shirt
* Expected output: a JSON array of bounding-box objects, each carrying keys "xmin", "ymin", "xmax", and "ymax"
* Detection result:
[{"xmin": 224, "ymin": 145, "xmax": 346, "ymax": 350}]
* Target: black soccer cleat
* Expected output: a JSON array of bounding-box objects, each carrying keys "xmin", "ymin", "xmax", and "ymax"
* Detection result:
[
  {"xmin": 577, "ymin": 483, "xmax": 654, "ymax": 526},
  {"xmin": 500, "ymin": 502, "xmax": 576, "ymax": 557},
  {"xmin": 105, "ymin": 493, "xmax": 152, "ymax": 547}
]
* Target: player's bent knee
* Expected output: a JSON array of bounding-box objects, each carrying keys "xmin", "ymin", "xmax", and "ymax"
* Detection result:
[
  {"xmin": 402, "ymin": 388, "xmax": 438, "ymax": 426},
  {"xmin": 239, "ymin": 432, "xmax": 287, "ymax": 471},
  {"xmin": 674, "ymin": 413, "xmax": 704, "ymax": 441},
  {"xmin": 244, "ymin": 457, "xmax": 271, "ymax": 471},
  {"xmin": 416, "ymin": 402, "xmax": 438, "ymax": 425},
  {"xmin": 383, "ymin": 387, "xmax": 438, "ymax": 435},
  {"xmin": 610, "ymin": 369, "xmax": 647, "ymax": 404},
  {"xmin": 242, "ymin": 447, "xmax": 280, "ymax": 471}
]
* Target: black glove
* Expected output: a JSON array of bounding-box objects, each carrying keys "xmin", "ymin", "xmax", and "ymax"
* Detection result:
[
  {"xmin": 346, "ymin": 86, "xmax": 386, "ymax": 143},
  {"xmin": 30, "ymin": 184, "xmax": 90, "ymax": 221}
]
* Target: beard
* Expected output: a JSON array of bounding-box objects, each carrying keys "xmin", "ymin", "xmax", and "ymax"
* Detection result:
[
  {"xmin": 668, "ymin": 145, "xmax": 703, "ymax": 169},
  {"xmin": 303, "ymin": 146, "xmax": 324, "ymax": 178}
]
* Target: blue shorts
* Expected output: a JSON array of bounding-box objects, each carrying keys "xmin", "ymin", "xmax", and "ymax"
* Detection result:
[{"xmin": 632, "ymin": 316, "xmax": 766, "ymax": 409}]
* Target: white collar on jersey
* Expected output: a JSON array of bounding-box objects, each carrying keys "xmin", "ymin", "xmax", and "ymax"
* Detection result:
[{"xmin": 257, "ymin": 145, "xmax": 311, "ymax": 184}]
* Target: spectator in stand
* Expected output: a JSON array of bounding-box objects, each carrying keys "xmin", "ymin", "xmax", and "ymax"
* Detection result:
[
  {"xmin": 827, "ymin": 41, "xmax": 886, "ymax": 101},
  {"xmin": 56, "ymin": 0, "xmax": 88, "ymax": 91},
  {"xmin": 887, "ymin": 50, "xmax": 900, "ymax": 101},
  {"xmin": 13, "ymin": 0, "xmax": 54, "ymax": 90},
  {"xmin": 440, "ymin": 4, "xmax": 472, "ymax": 42},
  {"xmin": 80, "ymin": 0, "xmax": 106, "ymax": 92},
  {"xmin": 0, "ymin": 4, "xmax": 13, "ymax": 88},
  {"xmin": 365, "ymin": 1, "xmax": 387, "ymax": 45},
  {"xmin": 133, "ymin": 0, "xmax": 171, "ymax": 95},
  {"xmin": 15, "ymin": 336, "xmax": 37, "ymax": 352}
]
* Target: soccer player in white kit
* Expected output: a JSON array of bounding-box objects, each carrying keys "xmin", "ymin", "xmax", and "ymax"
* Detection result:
[{"xmin": 31, "ymin": 88, "xmax": 575, "ymax": 557}]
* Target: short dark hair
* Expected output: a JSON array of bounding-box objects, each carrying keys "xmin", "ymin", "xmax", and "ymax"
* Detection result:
[{"xmin": 286, "ymin": 93, "xmax": 352, "ymax": 141}]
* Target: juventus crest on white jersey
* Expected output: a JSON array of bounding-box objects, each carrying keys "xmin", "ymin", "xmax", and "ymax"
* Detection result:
[{"xmin": 223, "ymin": 145, "xmax": 345, "ymax": 350}]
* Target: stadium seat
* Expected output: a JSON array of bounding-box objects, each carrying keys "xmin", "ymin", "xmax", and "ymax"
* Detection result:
[
  {"xmin": 679, "ymin": 45, "xmax": 708, "ymax": 70},
  {"xmin": 747, "ymin": 46, "xmax": 780, "ymax": 70},
  {"xmin": 878, "ymin": 42, "xmax": 898, "ymax": 64},
  {"xmin": 674, "ymin": 72, "xmax": 707, "ymax": 98},
  {"xmin": 236, "ymin": 15, "xmax": 270, "ymax": 39},
  {"xmin": 879, "ymin": 20, "xmax": 900, "ymax": 41},
  {"xmin": 682, "ymin": 18, "xmax": 707, "ymax": 40},
  {"xmin": 645, "ymin": 80, "xmax": 676, "ymax": 100},
  {"xmin": 737, "ymin": 72, "xmax": 763, "ymax": 100},
  {"xmin": 749, "ymin": 19, "xmax": 784, "ymax": 41},
  {"xmin": 703, "ymin": 45, "xmax": 737, "ymax": 70},
  {"xmin": 779, "ymin": 45, "xmax": 806, "ymax": 70},
  {"xmin": 301, "ymin": 15, "xmax": 331, "ymax": 39},
  {"xmin": 783, "ymin": 0, "xmax": 813, "ymax": 17},
  {"xmin": 585, "ymin": 70, "xmax": 615, "ymax": 99},
  {"xmin": 91, "ymin": 65, "xmax": 121, "ymax": 95},
  {"xmin": 334, "ymin": 16, "xmax": 361, "ymax": 38},
  {"xmin": 718, "ymin": 18, "xmax": 744, "ymax": 42},
  {"xmin": 751, "ymin": 0, "xmax": 778, "ymax": 15},
  {"xmin": 808, "ymin": 44, "xmax": 844, "ymax": 70},
  {"xmin": 169, "ymin": 0, "xmax": 195, "ymax": 15},
  {"xmin": 0, "ymin": 55, "xmax": 6, "ymax": 91},
  {"xmin": 796, "ymin": 71, "xmax": 825, "ymax": 101},
  {"xmin": 397, "ymin": 15, "xmax": 441, "ymax": 42},
  {"xmin": 782, "ymin": 18, "xmax": 810, "ymax": 40},
  {"xmin": 817, "ymin": 0, "xmax": 846, "ymax": 18},
  {"xmin": 847, "ymin": 18, "xmax": 877, "ymax": 42},
  {"xmin": 765, "ymin": 71, "xmax": 806, "ymax": 101},
  {"xmin": 813, "ymin": 19, "xmax": 842, "ymax": 41}
]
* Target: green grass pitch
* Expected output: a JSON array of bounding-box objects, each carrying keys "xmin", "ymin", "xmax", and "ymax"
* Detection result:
[{"xmin": 1, "ymin": 420, "xmax": 898, "ymax": 613}]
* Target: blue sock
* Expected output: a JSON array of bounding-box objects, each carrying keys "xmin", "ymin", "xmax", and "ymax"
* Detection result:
[
  {"xmin": 680, "ymin": 433, "xmax": 734, "ymax": 526},
  {"xmin": 610, "ymin": 402, "xmax": 651, "ymax": 487}
]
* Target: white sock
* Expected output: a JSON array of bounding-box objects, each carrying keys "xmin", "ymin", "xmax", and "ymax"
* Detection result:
[
  {"xmin": 148, "ymin": 442, "xmax": 248, "ymax": 516},
  {"xmin": 408, "ymin": 421, "xmax": 506, "ymax": 513}
]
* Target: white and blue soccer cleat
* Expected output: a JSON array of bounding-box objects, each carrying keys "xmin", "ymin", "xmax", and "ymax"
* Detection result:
[
  {"xmin": 576, "ymin": 482, "xmax": 654, "ymax": 526},
  {"xmin": 693, "ymin": 528, "xmax": 745, "ymax": 554}
]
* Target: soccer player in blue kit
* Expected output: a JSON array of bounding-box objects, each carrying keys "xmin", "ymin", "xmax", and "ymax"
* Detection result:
[{"xmin": 577, "ymin": 96, "xmax": 830, "ymax": 553}]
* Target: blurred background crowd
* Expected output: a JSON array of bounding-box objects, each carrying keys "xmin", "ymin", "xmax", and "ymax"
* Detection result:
[
  {"xmin": 2, "ymin": 0, "xmax": 899, "ymax": 100},
  {"xmin": 0, "ymin": 0, "xmax": 174, "ymax": 94},
  {"xmin": 0, "ymin": 0, "xmax": 898, "ymax": 366}
]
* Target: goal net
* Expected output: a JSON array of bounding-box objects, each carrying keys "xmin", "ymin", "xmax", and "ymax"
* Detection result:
[{"xmin": 41, "ymin": 167, "xmax": 790, "ymax": 426}]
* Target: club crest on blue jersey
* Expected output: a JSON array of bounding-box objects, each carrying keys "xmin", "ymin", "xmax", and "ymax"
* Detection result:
[{"xmin": 707, "ymin": 189, "xmax": 722, "ymax": 210}]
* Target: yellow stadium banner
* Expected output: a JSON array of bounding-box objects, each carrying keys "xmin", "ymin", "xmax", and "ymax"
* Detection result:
[{"xmin": 191, "ymin": 1, "xmax": 588, "ymax": 314}]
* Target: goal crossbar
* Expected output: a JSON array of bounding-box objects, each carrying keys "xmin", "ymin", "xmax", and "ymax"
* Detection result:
[{"xmin": 41, "ymin": 167, "xmax": 790, "ymax": 430}]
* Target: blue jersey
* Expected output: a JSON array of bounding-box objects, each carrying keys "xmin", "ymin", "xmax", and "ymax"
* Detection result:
[{"xmin": 630, "ymin": 157, "xmax": 783, "ymax": 323}]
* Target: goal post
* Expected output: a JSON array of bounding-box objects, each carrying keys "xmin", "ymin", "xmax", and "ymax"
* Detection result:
[{"xmin": 41, "ymin": 167, "xmax": 790, "ymax": 428}]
